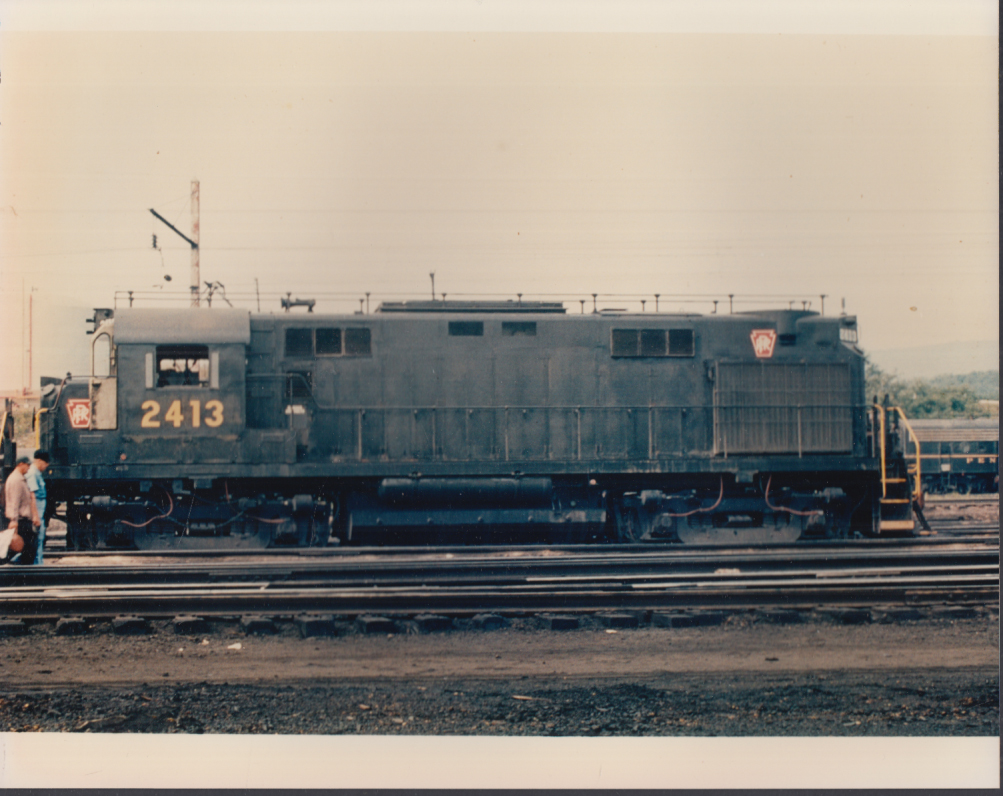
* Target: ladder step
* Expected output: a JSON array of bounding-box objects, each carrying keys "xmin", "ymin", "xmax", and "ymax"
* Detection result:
[
  {"xmin": 881, "ymin": 498, "xmax": 912, "ymax": 504},
  {"xmin": 880, "ymin": 519, "xmax": 915, "ymax": 532},
  {"xmin": 884, "ymin": 478, "xmax": 907, "ymax": 483}
]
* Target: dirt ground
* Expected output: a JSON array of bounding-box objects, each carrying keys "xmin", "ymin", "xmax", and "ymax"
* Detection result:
[
  {"xmin": 921, "ymin": 497, "xmax": 998, "ymax": 527},
  {"xmin": 0, "ymin": 609, "xmax": 996, "ymax": 736}
]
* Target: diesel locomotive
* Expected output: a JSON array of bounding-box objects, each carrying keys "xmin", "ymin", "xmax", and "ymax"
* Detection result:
[{"xmin": 31, "ymin": 299, "xmax": 919, "ymax": 549}]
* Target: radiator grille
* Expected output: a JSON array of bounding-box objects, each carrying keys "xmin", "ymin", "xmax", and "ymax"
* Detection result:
[{"xmin": 714, "ymin": 362, "xmax": 853, "ymax": 454}]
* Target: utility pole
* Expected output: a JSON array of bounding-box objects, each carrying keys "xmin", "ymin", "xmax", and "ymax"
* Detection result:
[
  {"xmin": 28, "ymin": 288, "xmax": 33, "ymax": 392},
  {"xmin": 190, "ymin": 180, "xmax": 200, "ymax": 307},
  {"xmin": 21, "ymin": 277, "xmax": 25, "ymax": 392},
  {"xmin": 150, "ymin": 179, "xmax": 201, "ymax": 307}
]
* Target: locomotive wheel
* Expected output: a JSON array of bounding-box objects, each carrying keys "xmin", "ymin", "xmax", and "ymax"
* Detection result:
[
  {"xmin": 612, "ymin": 504, "xmax": 644, "ymax": 543},
  {"xmin": 310, "ymin": 507, "xmax": 332, "ymax": 546},
  {"xmin": 65, "ymin": 504, "xmax": 94, "ymax": 551},
  {"xmin": 612, "ymin": 502, "xmax": 665, "ymax": 543},
  {"xmin": 954, "ymin": 479, "xmax": 971, "ymax": 495}
]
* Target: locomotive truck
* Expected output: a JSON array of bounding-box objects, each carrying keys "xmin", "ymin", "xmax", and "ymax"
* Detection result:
[{"xmin": 32, "ymin": 300, "xmax": 919, "ymax": 549}]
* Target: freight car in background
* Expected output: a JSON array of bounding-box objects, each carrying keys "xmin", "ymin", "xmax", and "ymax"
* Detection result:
[
  {"xmin": 904, "ymin": 418, "xmax": 999, "ymax": 494},
  {"xmin": 34, "ymin": 299, "xmax": 918, "ymax": 550}
]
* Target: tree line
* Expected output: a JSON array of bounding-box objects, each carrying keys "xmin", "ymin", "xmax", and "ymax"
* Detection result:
[{"xmin": 865, "ymin": 365, "xmax": 998, "ymax": 419}]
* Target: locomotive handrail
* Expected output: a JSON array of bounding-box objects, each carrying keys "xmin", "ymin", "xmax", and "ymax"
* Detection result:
[
  {"xmin": 873, "ymin": 404, "xmax": 922, "ymax": 500},
  {"xmin": 114, "ymin": 288, "xmax": 841, "ymax": 316},
  {"xmin": 246, "ymin": 370, "xmax": 861, "ymax": 462},
  {"xmin": 247, "ymin": 374, "xmax": 860, "ymax": 414},
  {"xmin": 287, "ymin": 403, "xmax": 858, "ymax": 410},
  {"xmin": 875, "ymin": 405, "xmax": 889, "ymax": 498},
  {"xmin": 874, "ymin": 403, "xmax": 890, "ymax": 497},
  {"xmin": 889, "ymin": 406, "xmax": 923, "ymax": 498},
  {"xmin": 34, "ymin": 407, "xmax": 47, "ymax": 451},
  {"xmin": 48, "ymin": 375, "xmax": 87, "ymax": 418},
  {"xmin": 90, "ymin": 326, "xmax": 115, "ymax": 379}
]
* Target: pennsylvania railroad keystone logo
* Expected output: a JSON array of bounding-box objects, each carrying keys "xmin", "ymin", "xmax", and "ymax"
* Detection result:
[
  {"xmin": 66, "ymin": 399, "xmax": 91, "ymax": 429},
  {"xmin": 750, "ymin": 329, "xmax": 777, "ymax": 358}
]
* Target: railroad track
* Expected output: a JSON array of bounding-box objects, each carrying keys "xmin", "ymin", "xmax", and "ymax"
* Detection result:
[
  {"xmin": 925, "ymin": 493, "xmax": 999, "ymax": 503},
  {"xmin": 920, "ymin": 522, "xmax": 998, "ymax": 535},
  {"xmin": 2, "ymin": 544, "xmax": 996, "ymax": 618}
]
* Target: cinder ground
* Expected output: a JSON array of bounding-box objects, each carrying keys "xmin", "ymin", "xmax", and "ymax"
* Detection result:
[{"xmin": 0, "ymin": 610, "xmax": 996, "ymax": 736}]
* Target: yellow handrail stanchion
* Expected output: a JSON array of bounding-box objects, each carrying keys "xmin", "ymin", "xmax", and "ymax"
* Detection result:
[
  {"xmin": 875, "ymin": 405, "xmax": 887, "ymax": 499},
  {"xmin": 35, "ymin": 408, "xmax": 48, "ymax": 451},
  {"xmin": 890, "ymin": 406, "xmax": 922, "ymax": 499}
]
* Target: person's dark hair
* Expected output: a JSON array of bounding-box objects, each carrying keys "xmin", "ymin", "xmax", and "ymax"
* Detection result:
[
  {"xmin": 33, "ymin": 450, "xmax": 50, "ymax": 463},
  {"xmin": 16, "ymin": 455, "xmax": 31, "ymax": 465}
]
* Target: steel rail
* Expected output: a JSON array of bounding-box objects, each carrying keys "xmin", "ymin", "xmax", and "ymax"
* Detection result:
[
  {"xmin": 925, "ymin": 493, "xmax": 999, "ymax": 503},
  {"xmin": 0, "ymin": 578, "xmax": 996, "ymax": 617},
  {"xmin": 0, "ymin": 552, "xmax": 996, "ymax": 617},
  {"xmin": 5, "ymin": 547, "xmax": 998, "ymax": 590},
  {"xmin": 2, "ymin": 561, "xmax": 996, "ymax": 596},
  {"xmin": 3, "ymin": 570, "xmax": 996, "ymax": 600}
]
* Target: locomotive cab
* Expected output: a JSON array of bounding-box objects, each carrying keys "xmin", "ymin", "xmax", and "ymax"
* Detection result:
[
  {"xmin": 39, "ymin": 309, "xmax": 286, "ymax": 550},
  {"xmin": 113, "ymin": 308, "xmax": 249, "ymax": 465}
]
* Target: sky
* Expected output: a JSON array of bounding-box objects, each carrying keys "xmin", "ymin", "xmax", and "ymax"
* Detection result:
[{"xmin": 0, "ymin": 0, "xmax": 998, "ymax": 390}]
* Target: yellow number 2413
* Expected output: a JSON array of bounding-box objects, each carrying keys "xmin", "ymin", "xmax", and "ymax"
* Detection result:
[{"xmin": 141, "ymin": 399, "xmax": 224, "ymax": 428}]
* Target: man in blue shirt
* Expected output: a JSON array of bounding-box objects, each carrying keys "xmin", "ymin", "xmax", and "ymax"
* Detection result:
[{"xmin": 26, "ymin": 450, "xmax": 49, "ymax": 565}]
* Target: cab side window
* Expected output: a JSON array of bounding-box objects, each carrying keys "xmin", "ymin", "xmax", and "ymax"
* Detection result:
[
  {"xmin": 344, "ymin": 328, "xmax": 372, "ymax": 356},
  {"xmin": 156, "ymin": 345, "xmax": 210, "ymax": 387},
  {"xmin": 284, "ymin": 327, "xmax": 371, "ymax": 357},
  {"xmin": 316, "ymin": 328, "xmax": 342, "ymax": 355},
  {"xmin": 285, "ymin": 328, "xmax": 313, "ymax": 357},
  {"xmin": 611, "ymin": 328, "xmax": 695, "ymax": 358}
]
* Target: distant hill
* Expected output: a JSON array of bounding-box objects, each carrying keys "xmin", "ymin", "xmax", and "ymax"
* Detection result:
[
  {"xmin": 866, "ymin": 341, "xmax": 998, "ymax": 380},
  {"xmin": 926, "ymin": 371, "xmax": 999, "ymax": 400}
]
